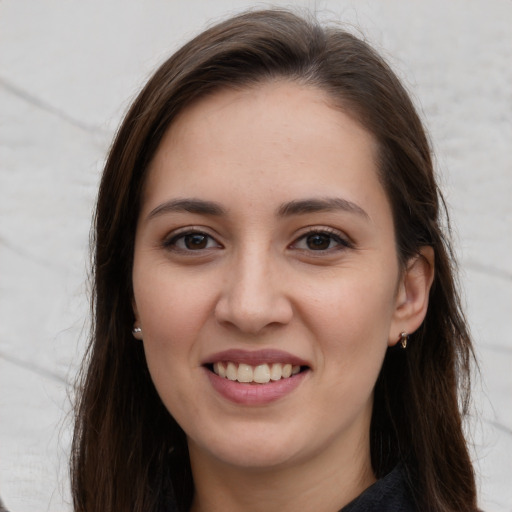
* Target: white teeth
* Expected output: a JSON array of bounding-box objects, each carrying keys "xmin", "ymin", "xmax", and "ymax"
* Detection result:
[
  {"xmin": 212, "ymin": 361, "xmax": 303, "ymax": 383},
  {"xmin": 214, "ymin": 361, "xmax": 226, "ymax": 378},
  {"xmin": 253, "ymin": 364, "xmax": 271, "ymax": 383},
  {"xmin": 237, "ymin": 363, "xmax": 253, "ymax": 383},
  {"xmin": 226, "ymin": 361, "xmax": 238, "ymax": 381},
  {"xmin": 270, "ymin": 363, "xmax": 282, "ymax": 381}
]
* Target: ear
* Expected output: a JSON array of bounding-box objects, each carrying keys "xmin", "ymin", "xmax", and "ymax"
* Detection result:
[
  {"xmin": 132, "ymin": 298, "xmax": 143, "ymax": 340},
  {"xmin": 388, "ymin": 246, "xmax": 435, "ymax": 346}
]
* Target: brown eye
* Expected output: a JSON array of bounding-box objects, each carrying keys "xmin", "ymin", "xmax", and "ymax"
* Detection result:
[
  {"xmin": 292, "ymin": 229, "xmax": 351, "ymax": 252},
  {"xmin": 184, "ymin": 233, "xmax": 208, "ymax": 250},
  {"xmin": 165, "ymin": 231, "xmax": 221, "ymax": 252},
  {"xmin": 306, "ymin": 233, "xmax": 332, "ymax": 250}
]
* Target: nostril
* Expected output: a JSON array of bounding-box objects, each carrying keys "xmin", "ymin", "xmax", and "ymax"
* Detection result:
[{"xmin": 213, "ymin": 284, "xmax": 294, "ymax": 335}]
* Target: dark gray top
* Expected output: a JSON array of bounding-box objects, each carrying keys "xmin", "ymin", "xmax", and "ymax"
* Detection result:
[
  {"xmin": 164, "ymin": 464, "xmax": 416, "ymax": 512},
  {"xmin": 340, "ymin": 464, "xmax": 416, "ymax": 512}
]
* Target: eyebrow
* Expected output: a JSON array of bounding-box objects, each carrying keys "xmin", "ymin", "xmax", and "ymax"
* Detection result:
[
  {"xmin": 277, "ymin": 197, "xmax": 370, "ymax": 220},
  {"xmin": 147, "ymin": 198, "xmax": 227, "ymax": 220},
  {"xmin": 146, "ymin": 196, "xmax": 369, "ymax": 221}
]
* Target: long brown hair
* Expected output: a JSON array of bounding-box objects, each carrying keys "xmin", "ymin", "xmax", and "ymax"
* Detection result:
[{"xmin": 71, "ymin": 9, "xmax": 478, "ymax": 511}]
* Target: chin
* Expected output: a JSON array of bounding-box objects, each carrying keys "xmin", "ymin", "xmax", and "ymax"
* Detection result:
[
  {"xmin": 189, "ymin": 427, "xmax": 306, "ymax": 471},
  {"xmin": 215, "ymin": 448, "xmax": 299, "ymax": 471}
]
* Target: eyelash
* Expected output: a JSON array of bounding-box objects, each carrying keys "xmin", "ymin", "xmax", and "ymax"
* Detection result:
[
  {"xmin": 163, "ymin": 228, "xmax": 222, "ymax": 252},
  {"xmin": 291, "ymin": 227, "xmax": 352, "ymax": 252},
  {"xmin": 162, "ymin": 227, "xmax": 352, "ymax": 254}
]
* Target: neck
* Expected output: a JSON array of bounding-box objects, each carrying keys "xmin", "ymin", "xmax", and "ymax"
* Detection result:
[{"xmin": 188, "ymin": 429, "xmax": 375, "ymax": 512}]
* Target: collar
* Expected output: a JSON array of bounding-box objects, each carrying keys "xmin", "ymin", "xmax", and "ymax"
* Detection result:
[{"xmin": 339, "ymin": 464, "xmax": 416, "ymax": 512}]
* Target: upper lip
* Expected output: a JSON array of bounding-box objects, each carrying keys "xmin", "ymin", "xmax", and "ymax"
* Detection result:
[{"xmin": 202, "ymin": 349, "xmax": 310, "ymax": 367}]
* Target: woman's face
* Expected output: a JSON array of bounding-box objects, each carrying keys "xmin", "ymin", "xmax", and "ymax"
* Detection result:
[{"xmin": 133, "ymin": 82, "xmax": 406, "ymax": 472}]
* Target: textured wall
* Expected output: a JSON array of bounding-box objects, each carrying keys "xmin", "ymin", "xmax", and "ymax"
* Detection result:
[{"xmin": 1, "ymin": 1, "xmax": 510, "ymax": 510}]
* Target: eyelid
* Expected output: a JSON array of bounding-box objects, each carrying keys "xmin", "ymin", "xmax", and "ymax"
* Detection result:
[
  {"xmin": 162, "ymin": 226, "xmax": 223, "ymax": 251},
  {"xmin": 160, "ymin": 225, "xmax": 352, "ymax": 253},
  {"xmin": 290, "ymin": 226, "xmax": 353, "ymax": 251}
]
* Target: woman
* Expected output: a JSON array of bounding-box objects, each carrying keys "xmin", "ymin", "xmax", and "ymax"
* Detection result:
[{"xmin": 71, "ymin": 9, "xmax": 478, "ymax": 512}]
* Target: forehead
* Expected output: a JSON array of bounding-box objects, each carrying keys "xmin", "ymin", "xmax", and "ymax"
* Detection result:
[
  {"xmin": 157, "ymin": 80, "xmax": 375, "ymax": 159},
  {"xmin": 143, "ymin": 81, "xmax": 387, "ymax": 219}
]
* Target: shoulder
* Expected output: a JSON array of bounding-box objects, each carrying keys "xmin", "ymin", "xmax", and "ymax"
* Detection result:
[{"xmin": 340, "ymin": 464, "xmax": 417, "ymax": 512}]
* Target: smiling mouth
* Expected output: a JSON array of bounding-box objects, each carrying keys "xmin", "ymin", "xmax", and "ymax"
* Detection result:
[{"xmin": 208, "ymin": 361, "xmax": 307, "ymax": 384}]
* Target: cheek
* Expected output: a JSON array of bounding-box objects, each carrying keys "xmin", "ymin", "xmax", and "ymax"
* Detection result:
[
  {"xmin": 302, "ymin": 264, "xmax": 397, "ymax": 332},
  {"xmin": 299, "ymin": 265, "xmax": 397, "ymax": 373},
  {"xmin": 132, "ymin": 271, "xmax": 216, "ymax": 409},
  {"xmin": 134, "ymin": 270, "xmax": 216, "ymax": 411},
  {"xmin": 135, "ymin": 265, "xmax": 217, "ymax": 340}
]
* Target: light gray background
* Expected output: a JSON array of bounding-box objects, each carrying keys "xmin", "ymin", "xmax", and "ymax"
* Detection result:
[{"xmin": 1, "ymin": 1, "xmax": 511, "ymax": 511}]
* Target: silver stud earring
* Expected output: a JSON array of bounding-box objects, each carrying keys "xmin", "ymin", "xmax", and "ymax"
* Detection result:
[
  {"xmin": 132, "ymin": 327, "xmax": 142, "ymax": 337},
  {"xmin": 399, "ymin": 331, "xmax": 409, "ymax": 349}
]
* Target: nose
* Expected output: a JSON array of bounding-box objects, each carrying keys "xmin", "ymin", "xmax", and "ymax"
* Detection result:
[{"xmin": 214, "ymin": 247, "xmax": 293, "ymax": 335}]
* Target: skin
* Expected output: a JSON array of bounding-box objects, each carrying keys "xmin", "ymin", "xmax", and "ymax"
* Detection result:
[{"xmin": 132, "ymin": 81, "xmax": 434, "ymax": 512}]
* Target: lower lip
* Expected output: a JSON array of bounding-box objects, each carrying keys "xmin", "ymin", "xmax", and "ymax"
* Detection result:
[{"xmin": 206, "ymin": 369, "xmax": 308, "ymax": 405}]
